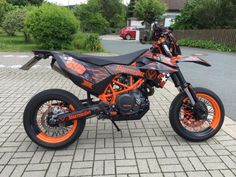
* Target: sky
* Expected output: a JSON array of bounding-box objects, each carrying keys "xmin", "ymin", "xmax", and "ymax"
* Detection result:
[{"xmin": 46, "ymin": 0, "xmax": 130, "ymax": 5}]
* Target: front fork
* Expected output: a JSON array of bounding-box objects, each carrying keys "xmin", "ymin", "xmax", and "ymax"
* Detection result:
[{"xmin": 171, "ymin": 70, "xmax": 198, "ymax": 106}]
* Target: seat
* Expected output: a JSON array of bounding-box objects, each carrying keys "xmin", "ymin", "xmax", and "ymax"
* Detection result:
[{"xmin": 64, "ymin": 49, "xmax": 148, "ymax": 66}]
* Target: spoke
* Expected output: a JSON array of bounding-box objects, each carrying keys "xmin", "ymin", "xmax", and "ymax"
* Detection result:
[
  {"xmin": 208, "ymin": 108, "xmax": 214, "ymax": 112},
  {"xmin": 36, "ymin": 99, "xmax": 74, "ymax": 138}
]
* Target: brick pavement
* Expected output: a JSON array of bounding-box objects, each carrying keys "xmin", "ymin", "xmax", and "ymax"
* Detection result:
[{"xmin": 1, "ymin": 64, "xmax": 236, "ymax": 177}]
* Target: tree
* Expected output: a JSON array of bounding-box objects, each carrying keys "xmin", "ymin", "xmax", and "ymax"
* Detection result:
[
  {"xmin": 74, "ymin": 0, "xmax": 127, "ymax": 31},
  {"xmin": 0, "ymin": 0, "xmax": 14, "ymax": 25},
  {"xmin": 80, "ymin": 12, "xmax": 110, "ymax": 34},
  {"xmin": 26, "ymin": 4, "xmax": 79, "ymax": 49},
  {"xmin": 134, "ymin": 0, "xmax": 166, "ymax": 28},
  {"xmin": 173, "ymin": 0, "xmax": 199, "ymax": 29},
  {"xmin": 28, "ymin": 0, "xmax": 44, "ymax": 5},
  {"xmin": 74, "ymin": 1, "xmax": 109, "ymax": 34},
  {"xmin": 216, "ymin": 0, "xmax": 236, "ymax": 28},
  {"xmin": 174, "ymin": 0, "xmax": 236, "ymax": 29},
  {"xmin": 2, "ymin": 8, "xmax": 26, "ymax": 36},
  {"xmin": 127, "ymin": 0, "xmax": 136, "ymax": 18},
  {"xmin": 193, "ymin": 0, "xmax": 220, "ymax": 29},
  {"xmin": 7, "ymin": 0, "xmax": 43, "ymax": 6},
  {"xmin": 97, "ymin": 0, "xmax": 126, "ymax": 28}
]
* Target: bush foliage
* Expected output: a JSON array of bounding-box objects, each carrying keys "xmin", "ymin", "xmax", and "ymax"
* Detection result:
[
  {"xmin": 0, "ymin": 2, "xmax": 105, "ymax": 52},
  {"xmin": 2, "ymin": 8, "xmax": 26, "ymax": 36},
  {"xmin": 0, "ymin": 0, "xmax": 15, "ymax": 25},
  {"xmin": 7, "ymin": 0, "xmax": 43, "ymax": 6},
  {"xmin": 178, "ymin": 39, "xmax": 233, "ymax": 52},
  {"xmin": 26, "ymin": 4, "xmax": 79, "ymax": 49},
  {"xmin": 73, "ymin": 0, "xmax": 126, "ymax": 34},
  {"xmin": 174, "ymin": 0, "xmax": 236, "ymax": 29},
  {"xmin": 73, "ymin": 32, "xmax": 103, "ymax": 52},
  {"xmin": 134, "ymin": 0, "xmax": 166, "ymax": 27}
]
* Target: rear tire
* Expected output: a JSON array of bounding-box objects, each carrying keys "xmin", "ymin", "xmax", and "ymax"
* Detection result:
[
  {"xmin": 169, "ymin": 87, "xmax": 224, "ymax": 142},
  {"xmin": 23, "ymin": 89, "xmax": 86, "ymax": 149},
  {"xmin": 125, "ymin": 34, "xmax": 131, "ymax": 40}
]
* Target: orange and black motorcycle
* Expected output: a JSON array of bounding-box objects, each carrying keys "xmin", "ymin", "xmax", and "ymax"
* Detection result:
[{"xmin": 21, "ymin": 24, "xmax": 224, "ymax": 149}]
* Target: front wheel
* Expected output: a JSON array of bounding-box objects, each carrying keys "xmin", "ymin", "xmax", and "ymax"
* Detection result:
[
  {"xmin": 169, "ymin": 87, "xmax": 224, "ymax": 142},
  {"xmin": 23, "ymin": 89, "xmax": 86, "ymax": 149}
]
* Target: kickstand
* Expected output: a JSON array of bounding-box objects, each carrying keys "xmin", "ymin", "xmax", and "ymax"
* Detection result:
[{"xmin": 111, "ymin": 120, "xmax": 121, "ymax": 132}]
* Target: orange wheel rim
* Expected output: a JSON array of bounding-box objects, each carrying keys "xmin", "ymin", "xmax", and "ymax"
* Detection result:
[
  {"xmin": 36, "ymin": 121, "xmax": 77, "ymax": 144},
  {"xmin": 181, "ymin": 93, "xmax": 221, "ymax": 130},
  {"xmin": 196, "ymin": 93, "xmax": 221, "ymax": 129},
  {"xmin": 36, "ymin": 102, "xmax": 77, "ymax": 144}
]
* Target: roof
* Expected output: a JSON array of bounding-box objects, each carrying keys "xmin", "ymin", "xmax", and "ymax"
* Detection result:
[{"xmin": 161, "ymin": 0, "xmax": 187, "ymax": 11}]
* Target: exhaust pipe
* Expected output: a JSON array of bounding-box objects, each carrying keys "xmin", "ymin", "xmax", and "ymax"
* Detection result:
[{"xmin": 51, "ymin": 61, "xmax": 68, "ymax": 77}]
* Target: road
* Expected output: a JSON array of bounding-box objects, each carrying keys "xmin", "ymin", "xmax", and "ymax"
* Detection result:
[{"xmin": 102, "ymin": 38, "xmax": 236, "ymax": 120}]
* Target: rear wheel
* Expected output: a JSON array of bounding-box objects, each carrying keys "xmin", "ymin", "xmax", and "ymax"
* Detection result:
[
  {"xmin": 23, "ymin": 89, "xmax": 86, "ymax": 149},
  {"xmin": 125, "ymin": 34, "xmax": 131, "ymax": 40},
  {"xmin": 169, "ymin": 87, "xmax": 224, "ymax": 141}
]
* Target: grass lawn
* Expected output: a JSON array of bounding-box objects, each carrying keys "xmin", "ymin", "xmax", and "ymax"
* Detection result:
[
  {"xmin": 0, "ymin": 31, "xmax": 89, "ymax": 53},
  {"xmin": 0, "ymin": 32, "xmax": 39, "ymax": 52}
]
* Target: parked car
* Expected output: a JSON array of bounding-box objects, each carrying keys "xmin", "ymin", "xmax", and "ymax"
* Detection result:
[{"xmin": 119, "ymin": 26, "xmax": 137, "ymax": 40}]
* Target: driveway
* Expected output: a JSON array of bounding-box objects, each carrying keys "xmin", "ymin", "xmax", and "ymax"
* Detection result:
[{"xmin": 101, "ymin": 39, "xmax": 236, "ymax": 121}]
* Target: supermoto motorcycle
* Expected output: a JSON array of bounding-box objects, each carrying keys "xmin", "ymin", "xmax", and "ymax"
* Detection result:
[{"xmin": 21, "ymin": 23, "xmax": 224, "ymax": 149}]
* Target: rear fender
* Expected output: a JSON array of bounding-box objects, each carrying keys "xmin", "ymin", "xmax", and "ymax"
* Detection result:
[
  {"xmin": 20, "ymin": 55, "xmax": 42, "ymax": 70},
  {"xmin": 20, "ymin": 50, "xmax": 53, "ymax": 70},
  {"xmin": 175, "ymin": 55, "xmax": 211, "ymax": 67}
]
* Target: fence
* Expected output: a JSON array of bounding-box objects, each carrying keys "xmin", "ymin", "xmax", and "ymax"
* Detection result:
[{"xmin": 174, "ymin": 29, "xmax": 236, "ymax": 47}]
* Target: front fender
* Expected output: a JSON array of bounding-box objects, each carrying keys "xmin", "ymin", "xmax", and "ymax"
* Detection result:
[{"xmin": 175, "ymin": 55, "xmax": 211, "ymax": 67}]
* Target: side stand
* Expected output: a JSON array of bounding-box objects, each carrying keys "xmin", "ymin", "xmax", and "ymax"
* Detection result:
[{"xmin": 111, "ymin": 120, "xmax": 121, "ymax": 132}]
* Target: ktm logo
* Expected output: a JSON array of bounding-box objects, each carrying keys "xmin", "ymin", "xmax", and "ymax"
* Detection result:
[
  {"xmin": 69, "ymin": 110, "xmax": 92, "ymax": 120},
  {"xmin": 65, "ymin": 61, "xmax": 86, "ymax": 75},
  {"xmin": 82, "ymin": 80, "xmax": 93, "ymax": 89},
  {"xmin": 116, "ymin": 66, "xmax": 144, "ymax": 76}
]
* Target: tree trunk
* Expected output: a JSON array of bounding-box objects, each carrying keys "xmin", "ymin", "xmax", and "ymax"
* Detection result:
[{"xmin": 23, "ymin": 32, "xmax": 30, "ymax": 43}]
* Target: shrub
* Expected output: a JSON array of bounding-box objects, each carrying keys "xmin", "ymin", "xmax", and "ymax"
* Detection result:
[
  {"xmin": 178, "ymin": 39, "xmax": 233, "ymax": 52},
  {"xmin": 26, "ymin": 4, "xmax": 79, "ymax": 49},
  {"xmin": 2, "ymin": 8, "xmax": 26, "ymax": 36},
  {"xmin": 80, "ymin": 13, "xmax": 109, "ymax": 34},
  {"xmin": 73, "ymin": 32, "xmax": 103, "ymax": 52},
  {"xmin": 72, "ymin": 32, "xmax": 87, "ymax": 50},
  {"xmin": 134, "ymin": 0, "xmax": 166, "ymax": 27},
  {"xmin": 174, "ymin": 0, "xmax": 236, "ymax": 29},
  {"xmin": 7, "ymin": 0, "xmax": 44, "ymax": 6},
  {"xmin": 85, "ymin": 33, "xmax": 103, "ymax": 52},
  {"xmin": 0, "ymin": 0, "xmax": 15, "ymax": 25}
]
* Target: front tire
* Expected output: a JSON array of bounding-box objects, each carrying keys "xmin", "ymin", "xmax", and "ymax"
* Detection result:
[
  {"xmin": 169, "ymin": 87, "xmax": 224, "ymax": 142},
  {"xmin": 23, "ymin": 89, "xmax": 86, "ymax": 149}
]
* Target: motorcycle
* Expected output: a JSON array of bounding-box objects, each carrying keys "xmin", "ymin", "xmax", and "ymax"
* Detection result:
[{"xmin": 21, "ymin": 23, "xmax": 224, "ymax": 149}]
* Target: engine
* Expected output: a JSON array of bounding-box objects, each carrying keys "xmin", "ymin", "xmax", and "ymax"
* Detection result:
[
  {"xmin": 99, "ymin": 74, "xmax": 150, "ymax": 121},
  {"xmin": 116, "ymin": 89, "xmax": 149, "ymax": 116}
]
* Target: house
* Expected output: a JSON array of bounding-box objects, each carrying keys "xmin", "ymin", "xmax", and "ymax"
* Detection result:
[{"xmin": 162, "ymin": 0, "xmax": 187, "ymax": 27}]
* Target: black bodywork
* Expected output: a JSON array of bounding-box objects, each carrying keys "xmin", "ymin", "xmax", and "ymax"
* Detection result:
[{"xmin": 21, "ymin": 50, "xmax": 182, "ymax": 95}]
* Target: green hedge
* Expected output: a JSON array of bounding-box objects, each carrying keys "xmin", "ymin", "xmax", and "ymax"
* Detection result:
[
  {"xmin": 26, "ymin": 4, "xmax": 79, "ymax": 49},
  {"xmin": 73, "ymin": 32, "xmax": 103, "ymax": 52},
  {"xmin": 178, "ymin": 39, "xmax": 234, "ymax": 52}
]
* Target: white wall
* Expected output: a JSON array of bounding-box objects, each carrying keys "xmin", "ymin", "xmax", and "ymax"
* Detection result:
[{"xmin": 163, "ymin": 12, "xmax": 180, "ymax": 27}]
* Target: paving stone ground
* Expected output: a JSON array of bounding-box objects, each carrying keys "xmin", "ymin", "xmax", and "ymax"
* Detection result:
[{"xmin": 1, "ymin": 59, "xmax": 236, "ymax": 177}]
